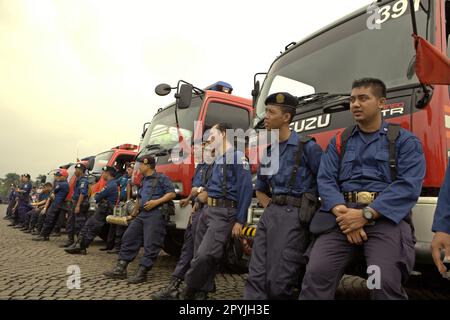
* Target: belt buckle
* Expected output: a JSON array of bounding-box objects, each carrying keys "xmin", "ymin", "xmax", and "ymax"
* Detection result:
[{"xmin": 357, "ymin": 192, "xmax": 373, "ymax": 205}]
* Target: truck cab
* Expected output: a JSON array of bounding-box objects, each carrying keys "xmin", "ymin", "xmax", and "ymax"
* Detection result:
[
  {"xmin": 249, "ymin": 0, "xmax": 450, "ymax": 282},
  {"xmin": 134, "ymin": 82, "xmax": 253, "ymax": 255}
]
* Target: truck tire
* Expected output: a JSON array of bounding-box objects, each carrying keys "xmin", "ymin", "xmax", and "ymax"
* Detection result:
[{"xmin": 163, "ymin": 228, "xmax": 184, "ymax": 257}]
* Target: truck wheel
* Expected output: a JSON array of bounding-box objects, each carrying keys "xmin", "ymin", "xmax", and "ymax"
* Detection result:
[
  {"xmin": 163, "ymin": 228, "xmax": 184, "ymax": 257},
  {"xmin": 222, "ymin": 238, "xmax": 249, "ymax": 274}
]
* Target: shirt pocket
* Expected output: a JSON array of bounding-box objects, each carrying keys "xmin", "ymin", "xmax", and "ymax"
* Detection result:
[
  {"xmin": 339, "ymin": 151, "xmax": 356, "ymax": 180},
  {"xmin": 374, "ymin": 151, "xmax": 391, "ymax": 182}
]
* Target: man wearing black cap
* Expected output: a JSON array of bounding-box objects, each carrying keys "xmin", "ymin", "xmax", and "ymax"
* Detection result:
[
  {"xmin": 65, "ymin": 166, "xmax": 118, "ymax": 254},
  {"xmin": 103, "ymin": 154, "xmax": 176, "ymax": 284},
  {"xmin": 33, "ymin": 169, "xmax": 70, "ymax": 241},
  {"xmin": 61, "ymin": 163, "xmax": 90, "ymax": 248},
  {"xmin": 244, "ymin": 92, "xmax": 323, "ymax": 299}
]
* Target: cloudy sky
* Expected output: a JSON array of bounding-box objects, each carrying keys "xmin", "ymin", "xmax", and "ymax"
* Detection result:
[{"xmin": 0, "ymin": 0, "xmax": 371, "ymax": 179}]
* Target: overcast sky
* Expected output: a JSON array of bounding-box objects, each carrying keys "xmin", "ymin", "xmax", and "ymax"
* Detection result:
[{"xmin": 0, "ymin": 0, "xmax": 371, "ymax": 179}]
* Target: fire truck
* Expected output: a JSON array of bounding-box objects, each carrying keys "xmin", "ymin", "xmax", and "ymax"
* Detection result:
[
  {"xmin": 132, "ymin": 81, "xmax": 253, "ymax": 257},
  {"xmin": 247, "ymin": 0, "xmax": 450, "ymax": 284}
]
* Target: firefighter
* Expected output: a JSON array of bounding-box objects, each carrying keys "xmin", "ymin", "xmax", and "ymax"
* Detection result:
[
  {"xmin": 64, "ymin": 166, "xmax": 118, "ymax": 254},
  {"xmin": 244, "ymin": 92, "xmax": 323, "ymax": 300},
  {"xmin": 431, "ymin": 159, "xmax": 450, "ymax": 275},
  {"xmin": 102, "ymin": 154, "xmax": 176, "ymax": 284},
  {"xmin": 32, "ymin": 169, "xmax": 70, "ymax": 241},
  {"xmin": 22, "ymin": 182, "xmax": 53, "ymax": 233},
  {"xmin": 182, "ymin": 123, "xmax": 253, "ymax": 300},
  {"xmin": 4, "ymin": 184, "xmax": 17, "ymax": 221},
  {"xmin": 152, "ymin": 139, "xmax": 214, "ymax": 299},
  {"xmin": 299, "ymin": 78, "xmax": 426, "ymax": 300},
  {"xmin": 13, "ymin": 174, "xmax": 32, "ymax": 228},
  {"xmin": 102, "ymin": 162, "xmax": 134, "ymax": 253},
  {"xmin": 61, "ymin": 163, "xmax": 89, "ymax": 248}
]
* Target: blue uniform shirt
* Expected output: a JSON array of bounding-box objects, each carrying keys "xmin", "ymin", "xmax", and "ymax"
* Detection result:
[
  {"xmin": 256, "ymin": 130, "xmax": 323, "ymax": 196},
  {"xmin": 94, "ymin": 179, "xmax": 118, "ymax": 205},
  {"xmin": 52, "ymin": 181, "xmax": 70, "ymax": 206},
  {"xmin": 117, "ymin": 174, "xmax": 130, "ymax": 201},
  {"xmin": 72, "ymin": 175, "xmax": 89, "ymax": 201},
  {"xmin": 192, "ymin": 163, "xmax": 212, "ymax": 188},
  {"xmin": 17, "ymin": 182, "xmax": 32, "ymax": 206},
  {"xmin": 139, "ymin": 172, "xmax": 175, "ymax": 211},
  {"xmin": 8, "ymin": 190, "xmax": 16, "ymax": 203},
  {"xmin": 432, "ymin": 159, "xmax": 450, "ymax": 234},
  {"xmin": 38, "ymin": 192, "xmax": 50, "ymax": 202},
  {"xmin": 206, "ymin": 149, "xmax": 253, "ymax": 225},
  {"xmin": 318, "ymin": 121, "xmax": 425, "ymax": 224}
]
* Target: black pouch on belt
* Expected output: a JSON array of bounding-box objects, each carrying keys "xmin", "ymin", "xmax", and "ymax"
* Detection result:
[{"xmin": 298, "ymin": 192, "xmax": 320, "ymax": 226}]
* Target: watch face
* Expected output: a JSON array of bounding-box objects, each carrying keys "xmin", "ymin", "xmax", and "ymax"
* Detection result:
[{"xmin": 363, "ymin": 209, "xmax": 373, "ymax": 220}]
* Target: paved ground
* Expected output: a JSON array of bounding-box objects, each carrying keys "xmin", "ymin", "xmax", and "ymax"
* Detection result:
[{"xmin": 0, "ymin": 205, "xmax": 449, "ymax": 300}]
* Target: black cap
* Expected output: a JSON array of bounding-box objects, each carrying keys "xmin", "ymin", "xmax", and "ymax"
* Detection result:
[
  {"xmin": 136, "ymin": 154, "xmax": 156, "ymax": 166},
  {"xmin": 23, "ymin": 173, "xmax": 31, "ymax": 179},
  {"xmin": 264, "ymin": 92, "xmax": 298, "ymax": 109},
  {"xmin": 125, "ymin": 162, "xmax": 134, "ymax": 169},
  {"xmin": 102, "ymin": 166, "xmax": 117, "ymax": 175},
  {"xmin": 75, "ymin": 163, "xmax": 86, "ymax": 172}
]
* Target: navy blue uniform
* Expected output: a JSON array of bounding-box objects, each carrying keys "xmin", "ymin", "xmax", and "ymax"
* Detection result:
[
  {"xmin": 172, "ymin": 163, "xmax": 213, "ymax": 281},
  {"xmin": 117, "ymin": 174, "xmax": 129, "ymax": 202},
  {"xmin": 78, "ymin": 179, "xmax": 118, "ymax": 247},
  {"xmin": 6, "ymin": 189, "xmax": 17, "ymax": 219},
  {"xmin": 185, "ymin": 149, "xmax": 253, "ymax": 293},
  {"xmin": 245, "ymin": 130, "xmax": 323, "ymax": 300},
  {"xmin": 118, "ymin": 172, "xmax": 175, "ymax": 268},
  {"xmin": 66, "ymin": 175, "xmax": 89, "ymax": 242},
  {"xmin": 28, "ymin": 192, "xmax": 50, "ymax": 230},
  {"xmin": 40, "ymin": 181, "xmax": 70, "ymax": 238},
  {"xmin": 433, "ymin": 159, "xmax": 450, "ymax": 234},
  {"xmin": 17, "ymin": 182, "xmax": 32, "ymax": 225},
  {"xmin": 300, "ymin": 122, "xmax": 425, "ymax": 300}
]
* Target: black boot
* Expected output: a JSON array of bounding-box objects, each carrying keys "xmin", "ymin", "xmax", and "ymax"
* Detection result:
[
  {"xmin": 106, "ymin": 248, "xmax": 120, "ymax": 254},
  {"xmin": 64, "ymin": 238, "xmax": 86, "ymax": 254},
  {"xmin": 59, "ymin": 238, "xmax": 75, "ymax": 248},
  {"xmin": 19, "ymin": 225, "xmax": 29, "ymax": 231},
  {"xmin": 182, "ymin": 287, "xmax": 208, "ymax": 300},
  {"xmin": 23, "ymin": 228, "xmax": 32, "ymax": 234},
  {"xmin": 31, "ymin": 229, "xmax": 40, "ymax": 235},
  {"xmin": 152, "ymin": 277, "xmax": 183, "ymax": 300},
  {"xmin": 32, "ymin": 235, "xmax": 49, "ymax": 241},
  {"xmin": 127, "ymin": 265, "xmax": 150, "ymax": 284},
  {"xmin": 103, "ymin": 260, "xmax": 128, "ymax": 279}
]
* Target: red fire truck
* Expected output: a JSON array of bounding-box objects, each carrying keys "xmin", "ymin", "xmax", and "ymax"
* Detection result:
[
  {"xmin": 246, "ymin": 0, "xmax": 450, "ymax": 284},
  {"xmin": 132, "ymin": 81, "xmax": 253, "ymax": 256}
]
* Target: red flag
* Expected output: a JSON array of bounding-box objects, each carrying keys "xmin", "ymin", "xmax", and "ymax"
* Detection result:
[{"xmin": 413, "ymin": 34, "xmax": 450, "ymax": 85}]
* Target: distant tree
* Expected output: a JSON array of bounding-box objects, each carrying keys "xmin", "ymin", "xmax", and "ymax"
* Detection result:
[{"xmin": 0, "ymin": 173, "xmax": 20, "ymax": 202}]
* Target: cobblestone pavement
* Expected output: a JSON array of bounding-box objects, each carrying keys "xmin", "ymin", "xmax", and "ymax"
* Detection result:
[{"xmin": 1, "ymin": 205, "xmax": 449, "ymax": 300}]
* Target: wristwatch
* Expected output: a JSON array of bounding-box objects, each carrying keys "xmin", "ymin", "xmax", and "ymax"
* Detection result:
[{"xmin": 362, "ymin": 207, "xmax": 375, "ymax": 223}]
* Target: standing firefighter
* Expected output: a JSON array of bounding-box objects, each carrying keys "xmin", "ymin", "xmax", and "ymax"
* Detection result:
[
  {"xmin": 103, "ymin": 154, "xmax": 176, "ymax": 284},
  {"xmin": 61, "ymin": 163, "xmax": 89, "ymax": 248},
  {"xmin": 32, "ymin": 169, "xmax": 70, "ymax": 241},
  {"xmin": 183, "ymin": 123, "xmax": 253, "ymax": 300},
  {"xmin": 13, "ymin": 174, "xmax": 32, "ymax": 228},
  {"xmin": 65, "ymin": 165, "xmax": 118, "ymax": 254},
  {"xmin": 152, "ymin": 140, "xmax": 214, "ymax": 299},
  {"xmin": 244, "ymin": 92, "xmax": 323, "ymax": 299},
  {"xmin": 300, "ymin": 78, "xmax": 426, "ymax": 300}
]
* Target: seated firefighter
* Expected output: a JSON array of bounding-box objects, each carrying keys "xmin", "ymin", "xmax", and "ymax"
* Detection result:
[
  {"xmin": 64, "ymin": 166, "xmax": 118, "ymax": 254},
  {"xmin": 103, "ymin": 154, "xmax": 176, "ymax": 284},
  {"xmin": 22, "ymin": 182, "xmax": 53, "ymax": 234}
]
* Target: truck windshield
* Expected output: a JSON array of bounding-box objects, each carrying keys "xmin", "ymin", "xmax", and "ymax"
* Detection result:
[
  {"xmin": 92, "ymin": 151, "xmax": 114, "ymax": 174},
  {"xmin": 140, "ymin": 97, "xmax": 202, "ymax": 151},
  {"xmin": 255, "ymin": 0, "xmax": 433, "ymax": 121}
]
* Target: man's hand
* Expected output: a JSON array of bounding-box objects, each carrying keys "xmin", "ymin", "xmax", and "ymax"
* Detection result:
[
  {"xmin": 144, "ymin": 200, "xmax": 158, "ymax": 211},
  {"xmin": 332, "ymin": 204, "xmax": 348, "ymax": 217},
  {"xmin": 336, "ymin": 208, "xmax": 367, "ymax": 234},
  {"xmin": 431, "ymin": 231, "xmax": 450, "ymax": 275},
  {"xmin": 126, "ymin": 215, "xmax": 135, "ymax": 221},
  {"xmin": 41, "ymin": 208, "xmax": 47, "ymax": 215},
  {"xmin": 232, "ymin": 223, "xmax": 243, "ymax": 239},
  {"xmin": 74, "ymin": 206, "xmax": 80, "ymax": 214},
  {"xmin": 197, "ymin": 191, "xmax": 208, "ymax": 204},
  {"xmin": 346, "ymin": 228, "xmax": 368, "ymax": 245},
  {"xmin": 192, "ymin": 202, "xmax": 199, "ymax": 212},
  {"xmin": 180, "ymin": 197, "xmax": 190, "ymax": 208}
]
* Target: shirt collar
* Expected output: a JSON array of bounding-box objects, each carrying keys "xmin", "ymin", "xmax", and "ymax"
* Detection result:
[
  {"xmin": 353, "ymin": 121, "xmax": 388, "ymax": 137},
  {"xmin": 286, "ymin": 130, "xmax": 299, "ymax": 146}
]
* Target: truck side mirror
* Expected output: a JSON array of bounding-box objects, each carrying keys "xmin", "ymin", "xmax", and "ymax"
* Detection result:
[
  {"xmin": 252, "ymin": 80, "xmax": 260, "ymax": 107},
  {"xmin": 87, "ymin": 157, "xmax": 95, "ymax": 171},
  {"xmin": 177, "ymin": 83, "xmax": 193, "ymax": 109},
  {"xmin": 155, "ymin": 83, "xmax": 172, "ymax": 96}
]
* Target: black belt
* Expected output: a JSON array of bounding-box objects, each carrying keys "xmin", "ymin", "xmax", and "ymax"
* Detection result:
[
  {"xmin": 272, "ymin": 194, "xmax": 302, "ymax": 207},
  {"xmin": 344, "ymin": 191, "xmax": 379, "ymax": 205},
  {"xmin": 207, "ymin": 197, "xmax": 237, "ymax": 208}
]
